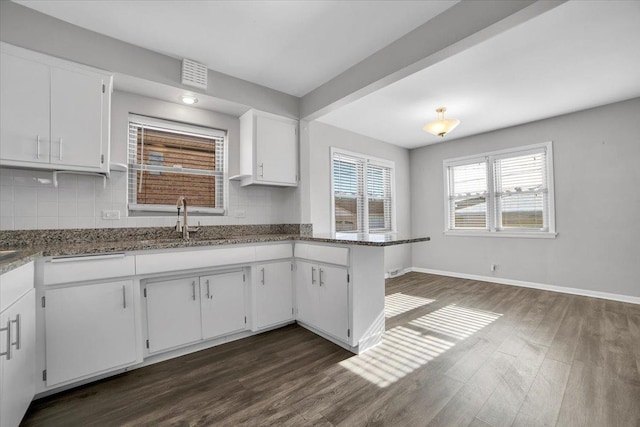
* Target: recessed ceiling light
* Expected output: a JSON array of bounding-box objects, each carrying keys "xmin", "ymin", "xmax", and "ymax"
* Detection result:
[{"xmin": 180, "ymin": 94, "xmax": 198, "ymax": 105}]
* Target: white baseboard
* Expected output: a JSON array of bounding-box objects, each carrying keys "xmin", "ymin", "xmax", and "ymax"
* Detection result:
[{"xmin": 408, "ymin": 267, "xmax": 640, "ymax": 305}]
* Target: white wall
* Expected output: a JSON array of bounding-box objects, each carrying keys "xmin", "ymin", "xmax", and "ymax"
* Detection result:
[
  {"xmin": 0, "ymin": 90, "xmax": 300, "ymax": 230},
  {"xmin": 0, "ymin": 1, "xmax": 299, "ymax": 119},
  {"xmin": 411, "ymin": 98, "xmax": 640, "ymax": 298},
  {"xmin": 302, "ymin": 121, "xmax": 412, "ymax": 273}
]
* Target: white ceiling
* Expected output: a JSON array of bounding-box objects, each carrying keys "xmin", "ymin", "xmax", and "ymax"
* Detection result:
[
  {"xmin": 16, "ymin": 0, "xmax": 458, "ymax": 97},
  {"xmin": 318, "ymin": 0, "xmax": 640, "ymax": 148}
]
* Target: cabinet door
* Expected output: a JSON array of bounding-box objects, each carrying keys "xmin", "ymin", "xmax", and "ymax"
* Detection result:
[
  {"xmin": 255, "ymin": 116, "xmax": 297, "ymax": 184},
  {"xmin": 0, "ymin": 52, "xmax": 50, "ymax": 164},
  {"xmin": 50, "ymin": 66, "xmax": 104, "ymax": 169},
  {"xmin": 44, "ymin": 281, "xmax": 136, "ymax": 387},
  {"xmin": 200, "ymin": 271, "xmax": 246, "ymax": 340},
  {"xmin": 295, "ymin": 261, "xmax": 318, "ymax": 327},
  {"xmin": 316, "ymin": 265, "xmax": 349, "ymax": 342},
  {"xmin": 146, "ymin": 277, "xmax": 202, "ymax": 353},
  {"xmin": 0, "ymin": 289, "xmax": 35, "ymax": 427},
  {"xmin": 254, "ymin": 261, "xmax": 293, "ymax": 330}
]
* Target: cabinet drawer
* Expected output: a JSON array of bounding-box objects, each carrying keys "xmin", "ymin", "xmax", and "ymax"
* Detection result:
[
  {"xmin": 254, "ymin": 243, "xmax": 293, "ymax": 262},
  {"xmin": 0, "ymin": 261, "xmax": 34, "ymax": 312},
  {"xmin": 136, "ymin": 246, "xmax": 255, "ymax": 275},
  {"xmin": 294, "ymin": 243, "xmax": 349, "ymax": 266},
  {"xmin": 43, "ymin": 254, "xmax": 135, "ymax": 285}
]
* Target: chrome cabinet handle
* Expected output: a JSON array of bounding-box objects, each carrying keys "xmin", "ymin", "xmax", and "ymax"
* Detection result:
[
  {"xmin": 192, "ymin": 281, "xmax": 196, "ymax": 301},
  {"xmin": 206, "ymin": 279, "xmax": 211, "ymax": 299},
  {"xmin": 122, "ymin": 285, "xmax": 126, "ymax": 309},
  {"xmin": 0, "ymin": 320, "xmax": 11, "ymax": 360},
  {"xmin": 258, "ymin": 163, "xmax": 264, "ymax": 178},
  {"xmin": 261, "ymin": 268, "xmax": 265, "ymax": 285},
  {"xmin": 11, "ymin": 315, "xmax": 20, "ymax": 350},
  {"xmin": 58, "ymin": 137, "xmax": 63, "ymax": 160},
  {"xmin": 311, "ymin": 267, "xmax": 316, "ymax": 285},
  {"xmin": 36, "ymin": 135, "xmax": 41, "ymax": 159},
  {"xmin": 319, "ymin": 269, "xmax": 324, "ymax": 287}
]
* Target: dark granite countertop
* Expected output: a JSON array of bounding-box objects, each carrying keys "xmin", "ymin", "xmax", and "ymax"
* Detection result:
[
  {"xmin": 0, "ymin": 225, "xmax": 430, "ymax": 274},
  {"xmin": 0, "ymin": 249, "xmax": 41, "ymax": 275}
]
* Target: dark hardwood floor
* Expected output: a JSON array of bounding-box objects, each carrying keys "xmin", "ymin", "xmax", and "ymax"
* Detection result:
[{"xmin": 22, "ymin": 273, "xmax": 640, "ymax": 426}]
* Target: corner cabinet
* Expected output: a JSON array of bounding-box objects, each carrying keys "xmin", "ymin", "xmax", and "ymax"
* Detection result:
[
  {"xmin": 0, "ymin": 43, "xmax": 112, "ymax": 174},
  {"xmin": 238, "ymin": 109, "xmax": 298, "ymax": 187},
  {"xmin": 253, "ymin": 261, "xmax": 294, "ymax": 331}
]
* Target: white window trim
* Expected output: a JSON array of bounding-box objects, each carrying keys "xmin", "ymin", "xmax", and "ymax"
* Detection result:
[
  {"xmin": 127, "ymin": 114, "xmax": 229, "ymax": 215},
  {"xmin": 442, "ymin": 141, "xmax": 556, "ymax": 239},
  {"xmin": 330, "ymin": 147, "xmax": 397, "ymax": 234}
]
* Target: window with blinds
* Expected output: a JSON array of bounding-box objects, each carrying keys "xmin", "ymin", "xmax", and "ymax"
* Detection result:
[
  {"xmin": 332, "ymin": 149, "xmax": 394, "ymax": 233},
  {"xmin": 444, "ymin": 142, "xmax": 555, "ymax": 236},
  {"xmin": 128, "ymin": 115, "xmax": 226, "ymax": 214}
]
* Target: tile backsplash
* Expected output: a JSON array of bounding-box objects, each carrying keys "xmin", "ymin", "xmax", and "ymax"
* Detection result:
[{"xmin": 0, "ymin": 167, "xmax": 300, "ymax": 230}]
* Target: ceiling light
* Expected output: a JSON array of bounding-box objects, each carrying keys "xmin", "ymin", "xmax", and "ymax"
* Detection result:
[
  {"xmin": 180, "ymin": 94, "xmax": 198, "ymax": 105},
  {"xmin": 423, "ymin": 107, "xmax": 460, "ymax": 137}
]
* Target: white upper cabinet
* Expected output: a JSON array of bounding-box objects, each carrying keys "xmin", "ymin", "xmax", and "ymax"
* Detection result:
[
  {"xmin": 238, "ymin": 109, "xmax": 298, "ymax": 187},
  {"xmin": 49, "ymin": 66, "xmax": 106, "ymax": 170},
  {"xmin": 0, "ymin": 43, "xmax": 112, "ymax": 173},
  {"xmin": 0, "ymin": 52, "xmax": 50, "ymax": 165}
]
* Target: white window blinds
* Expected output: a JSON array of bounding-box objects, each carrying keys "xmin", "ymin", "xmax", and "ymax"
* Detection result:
[
  {"xmin": 448, "ymin": 161, "xmax": 488, "ymax": 229},
  {"xmin": 127, "ymin": 115, "xmax": 226, "ymax": 214},
  {"xmin": 444, "ymin": 142, "xmax": 555, "ymax": 236},
  {"xmin": 494, "ymin": 150, "xmax": 547, "ymax": 230},
  {"xmin": 332, "ymin": 149, "xmax": 394, "ymax": 233}
]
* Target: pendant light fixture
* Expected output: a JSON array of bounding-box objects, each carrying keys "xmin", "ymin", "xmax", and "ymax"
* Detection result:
[{"xmin": 423, "ymin": 107, "xmax": 460, "ymax": 137}]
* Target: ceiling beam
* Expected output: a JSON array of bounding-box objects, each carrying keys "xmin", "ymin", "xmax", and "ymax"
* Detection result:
[{"xmin": 300, "ymin": 0, "xmax": 567, "ymax": 120}]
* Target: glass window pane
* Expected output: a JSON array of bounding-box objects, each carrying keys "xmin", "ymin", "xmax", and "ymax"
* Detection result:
[
  {"xmin": 453, "ymin": 197, "xmax": 487, "ymax": 228},
  {"xmin": 499, "ymin": 193, "xmax": 544, "ymax": 229},
  {"xmin": 335, "ymin": 197, "xmax": 359, "ymax": 232},
  {"xmin": 368, "ymin": 199, "xmax": 385, "ymax": 230}
]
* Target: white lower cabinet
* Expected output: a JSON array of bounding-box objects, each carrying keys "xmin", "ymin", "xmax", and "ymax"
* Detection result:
[
  {"xmin": 1, "ymin": 289, "xmax": 35, "ymax": 427},
  {"xmin": 253, "ymin": 261, "xmax": 294, "ymax": 330},
  {"xmin": 200, "ymin": 271, "xmax": 246, "ymax": 340},
  {"xmin": 145, "ymin": 271, "xmax": 247, "ymax": 354},
  {"xmin": 295, "ymin": 261, "xmax": 349, "ymax": 343},
  {"xmin": 44, "ymin": 281, "xmax": 136, "ymax": 387},
  {"xmin": 145, "ymin": 277, "xmax": 202, "ymax": 354}
]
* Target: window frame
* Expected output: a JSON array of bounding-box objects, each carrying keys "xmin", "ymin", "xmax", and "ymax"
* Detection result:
[
  {"xmin": 127, "ymin": 114, "xmax": 228, "ymax": 215},
  {"xmin": 443, "ymin": 141, "xmax": 556, "ymax": 239},
  {"xmin": 330, "ymin": 147, "xmax": 396, "ymax": 234}
]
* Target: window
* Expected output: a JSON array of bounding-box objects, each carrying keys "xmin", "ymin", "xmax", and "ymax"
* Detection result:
[
  {"xmin": 331, "ymin": 148, "xmax": 394, "ymax": 233},
  {"xmin": 444, "ymin": 142, "xmax": 555, "ymax": 237},
  {"xmin": 128, "ymin": 115, "xmax": 226, "ymax": 214}
]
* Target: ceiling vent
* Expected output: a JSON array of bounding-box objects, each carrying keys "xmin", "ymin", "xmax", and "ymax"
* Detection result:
[{"xmin": 181, "ymin": 58, "xmax": 208, "ymax": 90}]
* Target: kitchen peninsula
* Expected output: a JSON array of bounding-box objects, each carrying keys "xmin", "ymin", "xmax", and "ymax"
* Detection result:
[{"xmin": 0, "ymin": 224, "xmax": 428, "ymax": 399}]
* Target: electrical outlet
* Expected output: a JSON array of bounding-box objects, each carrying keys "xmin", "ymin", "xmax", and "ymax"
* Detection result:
[
  {"xmin": 234, "ymin": 210, "xmax": 246, "ymax": 218},
  {"xmin": 102, "ymin": 210, "xmax": 121, "ymax": 220}
]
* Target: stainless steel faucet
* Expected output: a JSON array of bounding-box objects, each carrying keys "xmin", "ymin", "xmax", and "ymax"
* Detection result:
[{"xmin": 175, "ymin": 196, "xmax": 199, "ymax": 239}]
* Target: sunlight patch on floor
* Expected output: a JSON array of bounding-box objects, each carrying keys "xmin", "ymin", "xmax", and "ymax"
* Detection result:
[
  {"xmin": 384, "ymin": 293, "xmax": 435, "ymax": 318},
  {"xmin": 410, "ymin": 304, "xmax": 501, "ymax": 340},
  {"xmin": 340, "ymin": 304, "xmax": 502, "ymax": 387}
]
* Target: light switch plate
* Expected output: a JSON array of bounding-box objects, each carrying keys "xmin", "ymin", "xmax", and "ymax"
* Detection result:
[{"xmin": 102, "ymin": 210, "xmax": 121, "ymax": 220}]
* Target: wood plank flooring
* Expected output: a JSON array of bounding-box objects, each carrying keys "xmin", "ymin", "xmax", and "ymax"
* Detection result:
[{"xmin": 22, "ymin": 273, "xmax": 640, "ymax": 426}]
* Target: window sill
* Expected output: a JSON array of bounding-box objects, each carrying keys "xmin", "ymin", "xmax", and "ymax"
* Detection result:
[
  {"xmin": 444, "ymin": 230, "xmax": 557, "ymax": 239},
  {"xmin": 129, "ymin": 204, "xmax": 225, "ymax": 216}
]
